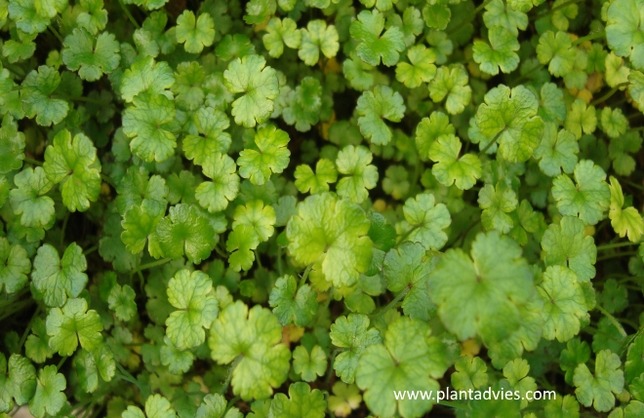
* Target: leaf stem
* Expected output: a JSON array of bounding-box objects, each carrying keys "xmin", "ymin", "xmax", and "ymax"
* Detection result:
[
  {"xmin": 17, "ymin": 304, "xmax": 42, "ymax": 352},
  {"xmin": 596, "ymin": 305, "xmax": 628, "ymax": 338},
  {"xmin": 512, "ymin": 63, "xmax": 545, "ymax": 86},
  {"xmin": 83, "ymin": 244, "xmax": 99, "ymax": 256},
  {"xmin": 572, "ymin": 30, "xmax": 605, "ymax": 46},
  {"xmin": 534, "ymin": 0, "xmax": 586, "ymax": 19},
  {"xmin": 597, "ymin": 251, "xmax": 638, "ymax": 262},
  {"xmin": 57, "ymin": 356, "xmax": 68, "ymax": 371},
  {"xmin": 0, "ymin": 298, "xmax": 35, "ymax": 321},
  {"xmin": 596, "ymin": 242, "xmax": 637, "ymax": 252},
  {"xmin": 60, "ymin": 212, "xmax": 70, "ymax": 247},
  {"xmin": 438, "ymin": 401, "xmax": 470, "ymax": 410},
  {"xmin": 101, "ymin": 174, "xmax": 116, "ymax": 188},
  {"xmin": 23, "ymin": 157, "xmax": 43, "ymax": 166},
  {"xmin": 49, "ymin": 25, "xmax": 64, "ymax": 43},
  {"xmin": 590, "ymin": 83, "xmax": 630, "ymax": 107},
  {"xmin": 277, "ymin": 246, "xmax": 284, "ymax": 276},
  {"xmin": 117, "ymin": 0, "xmax": 141, "ymax": 29},
  {"xmin": 373, "ymin": 287, "xmax": 410, "ymax": 319},
  {"xmin": 300, "ymin": 264, "xmax": 312, "ymax": 288},
  {"xmin": 130, "ymin": 258, "xmax": 172, "ymax": 276},
  {"xmin": 221, "ymin": 356, "xmax": 243, "ymax": 394},
  {"xmin": 447, "ymin": 0, "xmax": 493, "ymax": 35},
  {"xmin": 52, "ymin": 95, "xmax": 105, "ymax": 105},
  {"xmin": 479, "ymin": 130, "xmax": 503, "ymax": 155}
]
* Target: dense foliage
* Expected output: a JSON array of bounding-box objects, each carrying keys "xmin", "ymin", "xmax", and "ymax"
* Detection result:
[{"xmin": 2, "ymin": 0, "xmax": 644, "ymax": 416}]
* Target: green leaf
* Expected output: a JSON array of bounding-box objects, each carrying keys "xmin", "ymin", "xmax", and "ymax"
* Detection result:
[
  {"xmin": 606, "ymin": 0, "xmax": 644, "ymax": 71},
  {"xmin": 175, "ymin": 11, "xmax": 215, "ymax": 54},
  {"xmin": 122, "ymin": 93, "xmax": 177, "ymax": 163},
  {"xmin": 293, "ymin": 345, "xmax": 327, "ymax": 382},
  {"xmin": 224, "ymin": 54, "xmax": 279, "ymax": 128},
  {"xmin": 0, "ymin": 353, "xmax": 36, "ymax": 412},
  {"xmin": 121, "ymin": 202, "xmax": 164, "ymax": 255},
  {"xmin": 183, "ymin": 107, "xmax": 231, "ymax": 165},
  {"xmin": 171, "ymin": 61, "xmax": 205, "ymax": 111},
  {"xmin": 160, "ymin": 336, "xmax": 194, "ymax": 374},
  {"xmin": 28, "ymin": 365, "xmax": 66, "ymax": 418},
  {"xmin": 534, "ymin": 124, "xmax": 578, "ymax": 177},
  {"xmin": 609, "ymin": 131, "xmax": 642, "ymax": 176},
  {"xmin": 294, "ymin": 159, "xmax": 337, "ymax": 194},
  {"xmin": 355, "ymin": 316, "xmax": 448, "ymax": 417},
  {"xmin": 123, "ymin": 394, "xmax": 177, "ymax": 418},
  {"xmin": 120, "ymin": 57, "xmax": 175, "ymax": 103},
  {"xmin": 46, "ymin": 298, "xmax": 103, "ymax": 356},
  {"xmin": 20, "ymin": 65, "xmax": 68, "ymax": 126},
  {"xmin": 475, "ymin": 84, "xmax": 544, "ymax": 163},
  {"xmin": 286, "ymin": 192, "xmax": 373, "ymax": 287},
  {"xmin": 329, "ymin": 314, "xmax": 381, "ymax": 384},
  {"xmin": 399, "ymin": 193, "xmax": 451, "ymax": 250},
  {"xmin": 383, "ymin": 242, "xmax": 435, "ymax": 320},
  {"xmin": 74, "ymin": 345, "xmax": 115, "ymax": 393},
  {"xmin": 298, "ymin": 20, "xmax": 339, "ymax": 66},
  {"xmin": 8, "ymin": 0, "xmax": 51, "ymax": 34},
  {"xmin": 328, "ymin": 382, "xmax": 362, "ymax": 417},
  {"xmin": 32, "ymin": 243, "xmax": 87, "ymax": 307},
  {"xmin": 541, "ymin": 215, "xmax": 597, "ymax": 284},
  {"xmin": 395, "ymin": 44, "xmax": 436, "ymax": 88},
  {"xmin": 166, "ymin": 269, "xmax": 218, "ymax": 350},
  {"xmin": 356, "ymin": 85, "xmax": 405, "ymax": 146},
  {"xmin": 451, "ymin": 356, "xmax": 488, "ymax": 391},
  {"xmin": 428, "ymin": 64, "xmax": 471, "ymax": 115},
  {"xmin": 600, "ymin": 107, "xmax": 629, "ymax": 139},
  {"xmin": 156, "ymin": 203, "xmax": 215, "ymax": 264},
  {"xmin": 268, "ymin": 382, "xmax": 326, "ymax": 418},
  {"xmin": 630, "ymin": 70, "xmax": 644, "ymax": 111},
  {"xmin": 226, "ymin": 225, "xmax": 259, "ymax": 272},
  {"xmin": 195, "ymin": 152, "xmax": 239, "ymax": 213},
  {"xmin": 62, "ymin": 28, "xmax": 119, "ymax": 81},
  {"xmin": 478, "ymin": 183, "xmax": 518, "ymax": 233},
  {"xmin": 609, "ymin": 176, "xmax": 644, "ymax": 242},
  {"xmin": 428, "ymin": 134, "xmax": 482, "ymax": 190},
  {"xmin": 208, "ymin": 301, "xmax": 290, "ymax": 400},
  {"xmin": 25, "ymin": 318, "xmax": 54, "ymax": 363},
  {"xmin": 108, "ymin": 283, "xmax": 137, "ymax": 321},
  {"xmin": 9, "ymin": 167, "xmax": 54, "ymax": 229},
  {"xmin": 195, "ymin": 393, "xmax": 240, "ymax": 418},
  {"xmin": 263, "ymin": 17, "xmax": 301, "ymax": 59},
  {"xmin": 238, "ymin": 125, "xmax": 290, "ymax": 186},
  {"xmin": 282, "ymin": 76, "xmax": 323, "ymax": 132},
  {"xmin": 422, "ymin": 0, "xmax": 450, "ymax": 30},
  {"xmin": 538, "ymin": 265, "xmax": 588, "ymax": 342},
  {"xmin": 268, "ymin": 275, "xmax": 318, "ymax": 327},
  {"xmin": 503, "ymin": 358, "xmax": 537, "ymax": 408},
  {"xmin": 0, "ymin": 238, "xmax": 31, "ymax": 294},
  {"xmin": 414, "ymin": 112, "xmax": 454, "ymax": 161},
  {"xmin": 428, "ymin": 231, "xmax": 535, "ymax": 343},
  {"xmin": 335, "ymin": 145, "xmax": 378, "ymax": 203},
  {"xmin": 573, "ymin": 349, "xmax": 624, "ymax": 412},
  {"xmin": 483, "ymin": 0, "xmax": 528, "ymax": 36},
  {"xmin": 233, "ymin": 200, "xmax": 275, "ymax": 243},
  {"xmin": 350, "ymin": 9, "xmax": 405, "ymax": 66},
  {"xmin": 76, "ymin": 0, "xmax": 108, "ymax": 35},
  {"xmin": 33, "ymin": 0, "xmax": 66, "ymax": 18},
  {"xmin": 552, "ymin": 160, "xmax": 610, "ymax": 225},
  {"xmin": 564, "ymin": 99, "xmax": 597, "ymax": 139},
  {"xmin": 0, "ymin": 119, "xmax": 25, "ymax": 174},
  {"xmin": 473, "ymin": 26, "xmax": 520, "ymax": 75},
  {"xmin": 43, "ymin": 129, "xmax": 101, "ymax": 212},
  {"xmin": 537, "ymin": 31, "xmax": 576, "ymax": 77}
]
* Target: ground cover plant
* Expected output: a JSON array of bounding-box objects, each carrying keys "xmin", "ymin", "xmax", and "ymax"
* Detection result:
[{"xmin": 2, "ymin": 0, "xmax": 644, "ymax": 416}]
